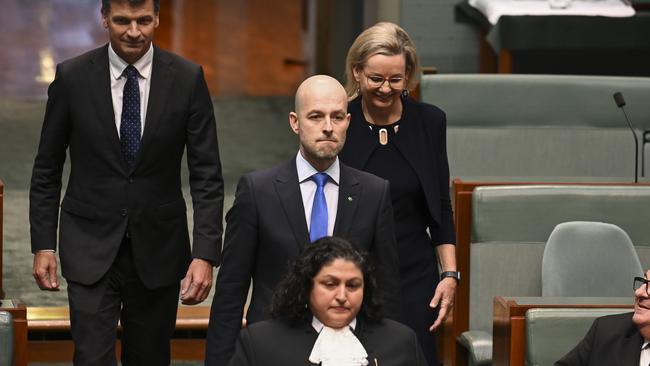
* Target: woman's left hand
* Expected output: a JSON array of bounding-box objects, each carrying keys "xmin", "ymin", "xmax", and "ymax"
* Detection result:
[{"xmin": 429, "ymin": 277, "xmax": 457, "ymax": 331}]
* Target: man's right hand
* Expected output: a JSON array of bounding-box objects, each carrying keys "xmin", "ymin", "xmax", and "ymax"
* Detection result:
[{"xmin": 33, "ymin": 251, "xmax": 60, "ymax": 291}]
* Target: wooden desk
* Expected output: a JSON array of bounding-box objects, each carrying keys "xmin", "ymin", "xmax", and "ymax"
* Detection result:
[
  {"xmin": 27, "ymin": 305, "xmax": 214, "ymax": 362},
  {"xmin": 1, "ymin": 299, "xmax": 27, "ymax": 366},
  {"xmin": 443, "ymin": 178, "xmax": 646, "ymax": 366},
  {"xmin": 455, "ymin": 1, "xmax": 650, "ymax": 75},
  {"xmin": 492, "ymin": 296, "xmax": 633, "ymax": 366}
]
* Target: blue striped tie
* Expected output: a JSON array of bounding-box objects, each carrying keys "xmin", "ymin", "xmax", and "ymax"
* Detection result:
[
  {"xmin": 309, "ymin": 172, "xmax": 329, "ymax": 242},
  {"xmin": 120, "ymin": 65, "xmax": 141, "ymax": 168}
]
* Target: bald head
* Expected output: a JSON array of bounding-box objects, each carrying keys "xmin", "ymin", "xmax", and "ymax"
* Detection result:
[
  {"xmin": 289, "ymin": 75, "xmax": 351, "ymax": 172},
  {"xmin": 294, "ymin": 75, "xmax": 348, "ymax": 116}
]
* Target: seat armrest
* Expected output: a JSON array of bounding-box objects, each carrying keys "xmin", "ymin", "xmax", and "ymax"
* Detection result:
[{"xmin": 457, "ymin": 330, "xmax": 493, "ymax": 366}]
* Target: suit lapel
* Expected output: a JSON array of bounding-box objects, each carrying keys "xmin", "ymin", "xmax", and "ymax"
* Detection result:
[
  {"xmin": 133, "ymin": 46, "xmax": 175, "ymax": 172},
  {"xmin": 274, "ymin": 160, "xmax": 310, "ymax": 249},
  {"xmin": 353, "ymin": 320, "xmax": 378, "ymax": 365},
  {"xmin": 88, "ymin": 45, "xmax": 127, "ymax": 173},
  {"xmin": 618, "ymin": 323, "xmax": 643, "ymax": 366},
  {"xmin": 333, "ymin": 164, "xmax": 360, "ymax": 238}
]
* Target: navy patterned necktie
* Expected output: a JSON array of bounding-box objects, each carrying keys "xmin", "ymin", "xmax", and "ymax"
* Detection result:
[
  {"xmin": 309, "ymin": 172, "xmax": 329, "ymax": 242},
  {"xmin": 120, "ymin": 65, "xmax": 141, "ymax": 168}
]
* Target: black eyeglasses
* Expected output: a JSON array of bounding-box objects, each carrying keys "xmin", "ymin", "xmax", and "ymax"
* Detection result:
[
  {"xmin": 364, "ymin": 73, "xmax": 405, "ymax": 90},
  {"xmin": 634, "ymin": 277, "xmax": 650, "ymax": 296}
]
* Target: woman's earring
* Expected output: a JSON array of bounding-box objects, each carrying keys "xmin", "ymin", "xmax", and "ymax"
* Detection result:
[{"xmin": 401, "ymin": 89, "xmax": 409, "ymax": 98}]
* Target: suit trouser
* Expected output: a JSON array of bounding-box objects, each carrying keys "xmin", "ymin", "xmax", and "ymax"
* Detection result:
[{"xmin": 67, "ymin": 237, "xmax": 180, "ymax": 366}]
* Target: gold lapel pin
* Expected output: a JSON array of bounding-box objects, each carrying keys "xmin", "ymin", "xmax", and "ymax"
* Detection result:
[{"xmin": 347, "ymin": 196, "xmax": 353, "ymax": 202}]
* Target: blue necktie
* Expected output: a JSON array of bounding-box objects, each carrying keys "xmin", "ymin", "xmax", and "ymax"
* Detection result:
[
  {"xmin": 120, "ymin": 65, "xmax": 141, "ymax": 168},
  {"xmin": 310, "ymin": 172, "xmax": 329, "ymax": 242}
]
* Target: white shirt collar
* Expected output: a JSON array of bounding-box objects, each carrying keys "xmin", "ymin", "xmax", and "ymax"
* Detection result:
[
  {"xmin": 108, "ymin": 42, "xmax": 154, "ymax": 80},
  {"xmin": 311, "ymin": 316, "xmax": 357, "ymax": 332},
  {"xmin": 296, "ymin": 152, "xmax": 340, "ymax": 185},
  {"xmin": 643, "ymin": 339, "xmax": 650, "ymax": 349}
]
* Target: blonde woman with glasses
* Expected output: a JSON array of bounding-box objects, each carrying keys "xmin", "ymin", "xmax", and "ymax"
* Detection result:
[{"xmin": 339, "ymin": 22, "xmax": 457, "ymax": 366}]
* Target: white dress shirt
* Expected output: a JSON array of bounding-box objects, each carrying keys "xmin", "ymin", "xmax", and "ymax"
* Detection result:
[
  {"xmin": 108, "ymin": 43, "xmax": 153, "ymax": 138},
  {"xmin": 641, "ymin": 340, "xmax": 650, "ymax": 366},
  {"xmin": 312, "ymin": 316, "xmax": 357, "ymax": 332},
  {"xmin": 296, "ymin": 152, "xmax": 339, "ymax": 236}
]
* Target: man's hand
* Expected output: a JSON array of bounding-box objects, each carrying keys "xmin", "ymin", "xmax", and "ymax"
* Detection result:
[
  {"xmin": 33, "ymin": 251, "xmax": 60, "ymax": 291},
  {"xmin": 180, "ymin": 258, "xmax": 213, "ymax": 305},
  {"xmin": 429, "ymin": 277, "xmax": 457, "ymax": 331}
]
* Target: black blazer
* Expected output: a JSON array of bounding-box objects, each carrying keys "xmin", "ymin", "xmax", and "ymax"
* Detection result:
[
  {"xmin": 29, "ymin": 45, "xmax": 224, "ymax": 288},
  {"xmin": 555, "ymin": 312, "xmax": 643, "ymax": 366},
  {"xmin": 339, "ymin": 97, "xmax": 455, "ymax": 245},
  {"xmin": 205, "ymin": 158, "xmax": 401, "ymax": 365},
  {"xmin": 227, "ymin": 318, "xmax": 427, "ymax": 366}
]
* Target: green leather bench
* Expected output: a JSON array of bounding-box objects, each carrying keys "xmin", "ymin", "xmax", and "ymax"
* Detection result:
[
  {"xmin": 526, "ymin": 308, "xmax": 632, "ymax": 366},
  {"xmin": 0, "ymin": 311, "xmax": 13, "ymax": 366},
  {"xmin": 459, "ymin": 185, "xmax": 650, "ymax": 366},
  {"xmin": 419, "ymin": 74, "xmax": 650, "ymax": 179}
]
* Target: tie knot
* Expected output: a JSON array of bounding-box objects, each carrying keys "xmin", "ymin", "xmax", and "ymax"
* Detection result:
[
  {"xmin": 124, "ymin": 65, "xmax": 139, "ymax": 79},
  {"xmin": 312, "ymin": 172, "xmax": 329, "ymax": 188}
]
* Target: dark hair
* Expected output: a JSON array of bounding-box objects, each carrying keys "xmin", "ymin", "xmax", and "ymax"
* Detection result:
[
  {"xmin": 270, "ymin": 236, "xmax": 383, "ymax": 325},
  {"xmin": 101, "ymin": 0, "xmax": 161, "ymax": 14}
]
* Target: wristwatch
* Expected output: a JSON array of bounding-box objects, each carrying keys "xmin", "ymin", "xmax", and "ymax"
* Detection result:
[{"xmin": 440, "ymin": 271, "xmax": 461, "ymax": 282}]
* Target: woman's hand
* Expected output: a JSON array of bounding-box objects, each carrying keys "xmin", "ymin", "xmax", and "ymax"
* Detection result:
[{"xmin": 429, "ymin": 277, "xmax": 457, "ymax": 331}]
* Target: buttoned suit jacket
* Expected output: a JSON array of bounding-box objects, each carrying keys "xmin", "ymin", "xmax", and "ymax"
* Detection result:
[
  {"xmin": 205, "ymin": 158, "xmax": 401, "ymax": 365},
  {"xmin": 555, "ymin": 312, "xmax": 643, "ymax": 366},
  {"xmin": 29, "ymin": 44, "xmax": 224, "ymax": 289},
  {"xmin": 227, "ymin": 318, "xmax": 427, "ymax": 366}
]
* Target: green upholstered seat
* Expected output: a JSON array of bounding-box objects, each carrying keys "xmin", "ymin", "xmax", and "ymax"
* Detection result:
[
  {"xmin": 420, "ymin": 74, "xmax": 650, "ymax": 178},
  {"xmin": 0, "ymin": 311, "xmax": 13, "ymax": 366},
  {"xmin": 542, "ymin": 221, "xmax": 643, "ymax": 297},
  {"xmin": 458, "ymin": 185, "xmax": 650, "ymax": 366},
  {"xmin": 525, "ymin": 308, "xmax": 631, "ymax": 366}
]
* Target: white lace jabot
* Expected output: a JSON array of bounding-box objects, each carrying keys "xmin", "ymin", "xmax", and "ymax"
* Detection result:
[{"xmin": 309, "ymin": 317, "xmax": 368, "ymax": 366}]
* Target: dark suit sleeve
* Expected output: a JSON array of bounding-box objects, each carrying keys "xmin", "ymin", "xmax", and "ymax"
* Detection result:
[
  {"xmin": 431, "ymin": 109, "xmax": 455, "ymax": 245},
  {"xmin": 555, "ymin": 317, "xmax": 597, "ymax": 366},
  {"xmin": 206, "ymin": 175, "xmax": 258, "ymax": 365},
  {"xmin": 373, "ymin": 179, "xmax": 403, "ymax": 320},
  {"xmin": 227, "ymin": 328, "xmax": 255, "ymax": 366},
  {"xmin": 30, "ymin": 64, "xmax": 70, "ymax": 251},
  {"xmin": 185, "ymin": 66, "xmax": 224, "ymax": 264}
]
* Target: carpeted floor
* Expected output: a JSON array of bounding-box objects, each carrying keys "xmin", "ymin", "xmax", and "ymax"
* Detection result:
[{"xmin": 0, "ymin": 96, "xmax": 297, "ymax": 307}]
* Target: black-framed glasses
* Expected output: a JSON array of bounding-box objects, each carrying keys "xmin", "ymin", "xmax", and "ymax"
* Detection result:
[
  {"xmin": 364, "ymin": 73, "xmax": 405, "ymax": 90},
  {"xmin": 634, "ymin": 277, "xmax": 650, "ymax": 296}
]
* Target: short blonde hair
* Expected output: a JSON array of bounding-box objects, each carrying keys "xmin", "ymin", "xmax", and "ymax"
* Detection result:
[{"xmin": 344, "ymin": 22, "xmax": 420, "ymax": 99}]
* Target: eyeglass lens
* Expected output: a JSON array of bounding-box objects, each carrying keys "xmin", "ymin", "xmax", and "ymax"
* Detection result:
[{"xmin": 634, "ymin": 277, "xmax": 650, "ymax": 295}]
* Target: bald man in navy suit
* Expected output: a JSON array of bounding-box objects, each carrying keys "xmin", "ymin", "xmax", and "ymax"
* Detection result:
[{"xmin": 205, "ymin": 75, "xmax": 401, "ymax": 365}]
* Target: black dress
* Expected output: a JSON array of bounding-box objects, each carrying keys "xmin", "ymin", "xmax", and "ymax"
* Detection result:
[{"xmin": 339, "ymin": 96, "xmax": 456, "ymax": 366}]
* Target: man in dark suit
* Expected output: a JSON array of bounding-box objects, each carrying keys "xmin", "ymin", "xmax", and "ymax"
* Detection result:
[
  {"xmin": 205, "ymin": 75, "xmax": 401, "ymax": 365},
  {"xmin": 29, "ymin": 0, "xmax": 223, "ymax": 364},
  {"xmin": 555, "ymin": 269, "xmax": 650, "ymax": 365}
]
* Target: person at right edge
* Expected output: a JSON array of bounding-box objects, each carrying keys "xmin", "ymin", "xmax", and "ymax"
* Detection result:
[{"xmin": 339, "ymin": 22, "xmax": 457, "ymax": 366}]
